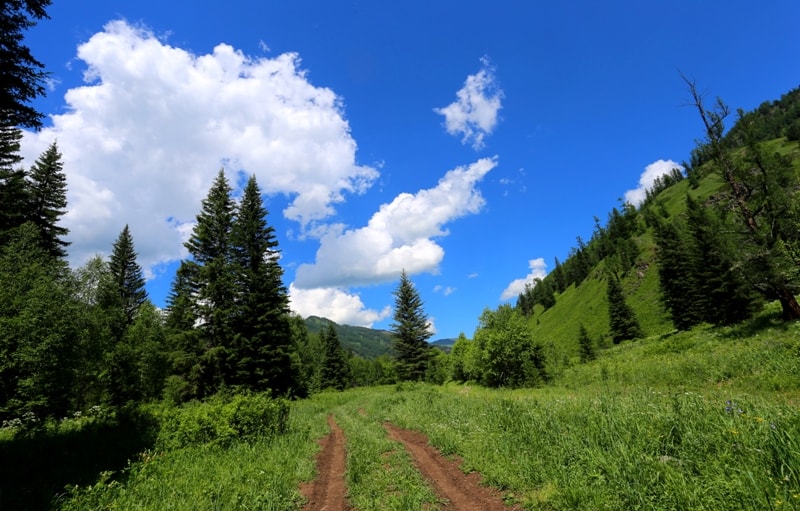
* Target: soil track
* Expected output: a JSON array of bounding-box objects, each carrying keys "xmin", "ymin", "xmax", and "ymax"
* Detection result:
[
  {"xmin": 384, "ymin": 423, "xmax": 522, "ymax": 511},
  {"xmin": 300, "ymin": 415, "xmax": 520, "ymax": 510},
  {"xmin": 300, "ymin": 415, "xmax": 351, "ymax": 511}
]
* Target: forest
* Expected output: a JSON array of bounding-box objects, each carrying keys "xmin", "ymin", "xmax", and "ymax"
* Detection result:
[{"xmin": 2, "ymin": 2, "xmax": 800, "ymax": 509}]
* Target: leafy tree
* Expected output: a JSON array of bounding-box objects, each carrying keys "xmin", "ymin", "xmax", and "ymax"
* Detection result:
[
  {"xmin": 107, "ymin": 225, "xmax": 147, "ymax": 326},
  {"xmin": 606, "ymin": 275, "xmax": 642, "ymax": 343},
  {"xmin": 578, "ymin": 324, "xmax": 596, "ymax": 363},
  {"xmin": 473, "ymin": 304, "xmax": 548, "ymax": 387},
  {"xmin": 320, "ymin": 323, "xmax": 351, "ymax": 391},
  {"xmin": 0, "ymin": 223, "xmax": 79, "ymax": 420},
  {"xmin": 0, "ymin": 0, "xmax": 52, "ymax": 129},
  {"xmin": 684, "ymin": 76, "xmax": 800, "ymax": 320},
  {"xmin": 27, "ymin": 142, "xmax": 69, "ymax": 258},
  {"xmin": 229, "ymin": 175, "xmax": 297, "ymax": 395},
  {"xmin": 391, "ymin": 270, "xmax": 434, "ymax": 381}
]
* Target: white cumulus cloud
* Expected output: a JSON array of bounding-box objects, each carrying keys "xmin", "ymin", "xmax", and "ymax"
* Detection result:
[
  {"xmin": 20, "ymin": 20, "xmax": 377, "ymax": 272},
  {"xmin": 288, "ymin": 284, "xmax": 390, "ymax": 327},
  {"xmin": 434, "ymin": 57, "xmax": 503, "ymax": 150},
  {"xmin": 624, "ymin": 159, "xmax": 683, "ymax": 207},
  {"xmin": 500, "ymin": 258, "xmax": 548, "ymax": 301},
  {"xmin": 294, "ymin": 156, "xmax": 498, "ymax": 289}
]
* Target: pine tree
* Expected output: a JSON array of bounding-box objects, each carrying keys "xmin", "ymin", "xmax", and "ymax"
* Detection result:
[
  {"xmin": 0, "ymin": 123, "xmax": 28, "ymax": 242},
  {"xmin": 27, "ymin": 142, "xmax": 69, "ymax": 258},
  {"xmin": 652, "ymin": 213, "xmax": 705, "ymax": 330},
  {"xmin": 229, "ymin": 175, "xmax": 297, "ymax": 394},
  {"xmin": 578, "ymin": 324, "xmax": 595, "ymax": 362},
  {"xmin": 319, "ymin": 323, "xmax": 350, "ymax": 391},
  {"xmin": 683, "ymin": 195, "xmax": 760, "ymax": 325},
  {"xmin": 108, "ymin": 225, "xmax": 147, "ymax": 325},
  {"xmin": 0, "ymin": 0, "xmax": 52, "ymax": 129},
  {"xmin": 684, "ymin": 76, "xmax": 800, "ymax": 320},
  {"xmin": 184, "ymin": 169, "xmax": 237, "ymax": 349},
  {"xmin": 181, "ymin": 169, "xmax": 237, "ymax": 395},
  {"xmin": 606, "ymin": 275, "xmax": 642, "ymax": 343},
  {"xmin": 391, "ymin": 270, "xmax": 433, "ymax": 381}
]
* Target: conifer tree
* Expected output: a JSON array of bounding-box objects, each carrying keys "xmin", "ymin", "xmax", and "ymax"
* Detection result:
[
  {"xmin": 0, "ymin": 0, "xmax": 52, "ymax": 129},
  {"xmin": 184, "ymin": 169, "xmax": 236, "ymax": 347},
  {"xmin": 606, "ymin": 275, "xmax": 642, "ymax": 343},
  {"xmin": 652, "ymin": 214, "xmax": 705, "ymax": 330},
  {"xmin": 27, "ymin": 142, "xmax": 69, "ymax": 258},
  {"xmin": 182, "ymin": 169, "xmax": 237, "ymax": 395},
  {"xmin": 391, "ymin": 270, "xmax": 433, "ymax": 381},
  {"xmin": 683, "ymin": 195, "xmax": 760, "ymax": 325},
  {"xmin": 319, "ymin": 323, "xmax": 350, "ymax": 391},
  {"xmin": 684, "ymin": 76, "xmax": 800, "ymax": 320},
  {"xmin": 578, "ymin": 324, "xmax": 596, "ymax": 362},
  {"xmin": 0, "ymin": 123, "xmax": 28, "ymax": 242},
  {"xmin": 229, "ymin": 175, "xmax": 296, "ymax": 394},
  {"xmin": 107, "ymin": 224, "xmax": 147, "ymax": 326}
]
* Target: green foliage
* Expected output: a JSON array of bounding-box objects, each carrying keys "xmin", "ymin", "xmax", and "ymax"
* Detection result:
[
  {"xmin": 0, "ymin": 125, "xmax": 29, "ymax": 242},
  {"xmin": 473, "ymin": 304, "xmax": 548, "ymax": 387},
  {"xmin": 0, "ymin": 223, "xmax": 80, "ymax": 420},
  {"xmin": 153, "ymin": 393, "xmax": 289, "ymax": 450},
  {"xmin": 107, "ymin": 224, "xmax": 147, "ymax": 326},
  {"xmin": 304, "ymin": 315, "xmax": 394, "ymax": 358},
  {"xmin": 606, "ymin": 275, "xmax": 643, "ymax": 344},
  {"xmin": 391, "ymin": 270, "xmax": 434, "ymax": 381},
  {"xmin": 166, "ymin": 172, "xmax": 303, "ymax": 399},
  {"xmin": 577, "ymin": 324, "xmax": 595, "ymax": 362},
  {"xmin": 229, "ymin": 175, "xmax": 297, "ymax": 395},
  {"xmin": 684, "ymin": 77, "xmax": 800, "ymax": 320},
  {"xmin": 0, "ymin": 0, "xmax": 52, "ymax": 129},
  {"xmin": 27, "ymin": 141, "xmax": 69, "ymax": 258},
  {"xmin": 320, "ymin": 323, "xmax": 351, "ymax": 391}
]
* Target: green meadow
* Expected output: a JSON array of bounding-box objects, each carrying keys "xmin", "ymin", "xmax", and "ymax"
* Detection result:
[{"xmin": 3, "ymin": 304, "xmax": 798, "ymax": 510}]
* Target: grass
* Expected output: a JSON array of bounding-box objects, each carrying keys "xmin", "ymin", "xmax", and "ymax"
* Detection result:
[{"xmin": 7, "ymin": 305, "xmax": 800, "ymax": 510}]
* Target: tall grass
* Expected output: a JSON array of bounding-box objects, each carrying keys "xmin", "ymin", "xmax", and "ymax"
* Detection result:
[{"xmin": 378, "ymin": 384, "xmax": 800, "ymax": 510}]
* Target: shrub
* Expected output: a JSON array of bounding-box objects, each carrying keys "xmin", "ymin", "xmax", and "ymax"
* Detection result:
[{"xmin": 155, "ymin": 392, "xmax": 289, "ymax": 450}]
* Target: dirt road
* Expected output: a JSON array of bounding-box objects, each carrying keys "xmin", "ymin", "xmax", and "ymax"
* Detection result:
[{"xmin": 300, "ymin": 415, "xmax": 520, "ymax": 510}]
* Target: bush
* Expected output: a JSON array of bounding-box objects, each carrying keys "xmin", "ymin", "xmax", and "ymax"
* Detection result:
[{"xmin": 155, "ymin": 392, "xmax": 289, "ymax": 450}]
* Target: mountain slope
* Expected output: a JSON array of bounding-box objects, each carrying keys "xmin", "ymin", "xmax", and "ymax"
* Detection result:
[{"xmin": 304, "ymin": 316, "xmax": 394, "ymax": 359}]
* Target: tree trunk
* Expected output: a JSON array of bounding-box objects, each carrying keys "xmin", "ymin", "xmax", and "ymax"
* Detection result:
[{"xmin": 777, "ymin": 287, "xmax": 800, "ymax": 321}]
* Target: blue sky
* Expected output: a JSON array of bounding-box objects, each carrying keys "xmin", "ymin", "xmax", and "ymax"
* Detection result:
[{"xmin": 19, "ymin": 1, "xmax": 800, "ymax": 339}]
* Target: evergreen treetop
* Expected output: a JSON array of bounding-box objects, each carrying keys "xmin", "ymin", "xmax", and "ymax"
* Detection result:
[{"xmin": 391, "ymin": 270, "xmax": 433, "ymax": 381}]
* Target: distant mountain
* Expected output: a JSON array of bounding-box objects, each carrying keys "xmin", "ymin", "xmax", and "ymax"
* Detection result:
[
  {"xmin": 430, "ymin": 338, "xmax": 457, "ymax": 353},
  {"xmin": 304, "ymin": 316, "xmax": 394, "ymax": 359}
]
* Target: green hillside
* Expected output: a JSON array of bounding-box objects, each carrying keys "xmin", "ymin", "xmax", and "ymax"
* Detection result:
[
  {"xmin": 513, "ymin": 82, "xmax": 800, "ymax": 368},
  {"xmin": 304, "ymin": 315, "xmax": 394, "ymax": 359},
  {"xmin": 525, "ymin": 136, "xmax": 800, "ymax": 362}
]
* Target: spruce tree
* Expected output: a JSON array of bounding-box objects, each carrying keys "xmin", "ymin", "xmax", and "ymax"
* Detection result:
[
  {"xmin": 684, "ymin": 77, "xmax": 800, "ymax": 320},
  {"xmin": 0, "ymin": 0, "xmax": 52, "ymax": 129},
  {"xmin": 683, "ymin": 195, "xmax": 760, "ymax": 325},
  {"xmin": 319, "ymin": 323, "xmax": 350, "ymax": 391},
  {"xmin": 0, "ymin": 123, "xmax": 28, "ymax": 242},
  {"xmin": 391, "ymin": 270, "xmax": 433, "ymax": 381},
  {"xmin": 652, "ymin": 214, "xmax": 705, "ymax": 330},
  {"xmin": 606, "ymin": 275, "xmax": 642, "ymax": 343},
  {"xmin": 578, "ymin": 324, "xmax": 595, "ymax": 362},
  {"xmin": 182, "ymin": 169, "xmax": 237, "ymax": 395},
  {"xmin": 108, "ymin": 225, "xmax": 147, "ymax": 325},
  {"xmin": 27, "ymin": 142, "xmax": 69, "ymax": 258},
  {"xmin": 229, "ymin": 175, "xmax": 296, "ymax": 394}
]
